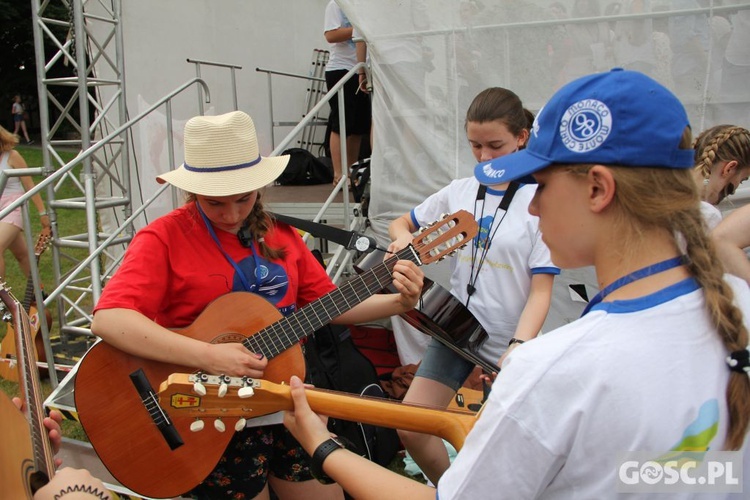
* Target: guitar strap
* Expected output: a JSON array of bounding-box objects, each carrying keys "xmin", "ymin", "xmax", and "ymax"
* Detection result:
[
  {"xmin": 466, "ymin": 181, "xmax": 520, "ymax": 305},
  {"xmin": 270, "ymin": 212, "xmax": 380, "ymax": 253}
]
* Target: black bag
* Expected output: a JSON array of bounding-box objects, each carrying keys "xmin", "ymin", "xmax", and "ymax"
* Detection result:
[
  {"xmin": 304, "ymin": 324, "xmax": 400, "ymax": 468},
  {"xmin": 277, "ymin": 148, "xmax": 333, "ymax": 185},
  {"xmin": 303, "ymin": 249, "xmax": 400, "ymax": 469},
  {"xmin": 349, "ymin": 158, "xmax": 370, "ymax": 203}
]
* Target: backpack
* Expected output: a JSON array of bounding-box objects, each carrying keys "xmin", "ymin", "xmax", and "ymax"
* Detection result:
[
  {"xmin": 302, "ymin": 249, "xmax": 400, "ymax": 469},
  {"xmin": 349, "ymin": 158, "xmax": 371, "ymax": 217},
  {"xmin": 277, "ymin": 148, "xmax": 333, "ymax": 185},
  {"xmin": 304, "ymin": 324, "xmax": 401, "ymax": 468}
]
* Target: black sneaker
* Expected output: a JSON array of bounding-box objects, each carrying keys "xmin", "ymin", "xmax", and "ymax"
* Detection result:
[{"xmin": 27, "ymin": 140, "xmax": 34, "ymax": 145}]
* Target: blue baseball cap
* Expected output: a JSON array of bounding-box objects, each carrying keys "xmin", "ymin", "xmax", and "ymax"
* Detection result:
[{"xmin": 474, "ymin": 69, "xmax": 695, "ymax": 185}]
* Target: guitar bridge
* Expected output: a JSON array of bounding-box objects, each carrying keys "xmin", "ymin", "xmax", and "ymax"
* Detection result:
[{"xmin": 129, "ymin": 369, "xmax": 184, "ymax": 450}]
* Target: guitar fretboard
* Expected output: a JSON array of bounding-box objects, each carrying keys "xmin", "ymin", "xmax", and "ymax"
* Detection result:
[{"xmin": 242, "ymin": 246, "xmax": 419, "ymax": 359}]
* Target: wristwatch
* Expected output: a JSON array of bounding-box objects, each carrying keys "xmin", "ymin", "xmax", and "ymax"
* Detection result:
[
  {"xmin": 508, "ymin": 338, "xmax": 525, "ymax": 347},
  {"xmin": 310, "ymin": 436, "xmax": 346, "ymax": 484}
]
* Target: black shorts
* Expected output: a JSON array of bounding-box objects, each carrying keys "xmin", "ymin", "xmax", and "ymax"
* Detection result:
[
  {"xmin": 187, "ymin": 424, "xmax": 315, "ymax": 499},
  {"xmin": 325, "ymin": 69, "xmax": 371, "ymax": 136}
]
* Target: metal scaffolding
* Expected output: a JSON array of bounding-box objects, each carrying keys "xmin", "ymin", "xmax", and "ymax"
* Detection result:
[{"xmin": 28, "ymin": 0, "xmax": 131, "ymax": 386}]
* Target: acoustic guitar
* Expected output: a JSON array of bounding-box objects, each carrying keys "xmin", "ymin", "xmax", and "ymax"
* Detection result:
[
  {"xmin": 0, "ymin": 282, "xmax": 56, "ymax": 497},
  {"xmin": 74, "ymin": 210, "xmax": 477, "ymax": 499},
  {"xmin": 157, "ymin": 373, "xmax": 478, "ymax": 452},
  {"xmin": 0, "ymin": 232, "xmax": 53, "ymax": 382},
  {"xmin": 400, "ymin": 277, "xmax": 500, "ymax": 374}
]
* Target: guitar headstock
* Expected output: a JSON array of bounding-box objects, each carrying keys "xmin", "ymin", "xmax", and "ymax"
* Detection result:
[
  {"xmin": 158, "ymin": 373, "xmax": 292, "ymax": 422},
  {"xmin": 34, "ymin": 230, "xmax": 52, "ymax": 258},
  {"xmin": 0, "ymin": 281, "xmax": 20, "ymax": 324},
  {"xmin": 412, "ymin": 210, "xmax": 478, "ymax": 265}
]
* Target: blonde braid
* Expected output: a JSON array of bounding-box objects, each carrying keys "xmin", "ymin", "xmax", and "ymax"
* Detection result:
[
  {"xmin": 568, "ymin": 160, "xmax": 750, "ymax": 449},
  {"xmin": 670, "ymin": 202, "xmax": 750, "ymax": 450},
  {"xmin": 693, "ymin": 125, "xmax": 750, "ymax": 181}
]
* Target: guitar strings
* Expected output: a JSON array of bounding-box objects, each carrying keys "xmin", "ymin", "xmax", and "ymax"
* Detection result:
[{"xmin": 246, "ymin": 251, "xmax": 406, "ymax": 358}]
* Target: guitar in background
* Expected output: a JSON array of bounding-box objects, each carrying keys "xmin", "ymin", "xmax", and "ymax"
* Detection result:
[
  {"xmin": 0, "ymin": 282, "xmax": 56, "ymax": 497},
  {"xmin": 0, "ymin": 232, "xmax": 52, "ymax": 382}
]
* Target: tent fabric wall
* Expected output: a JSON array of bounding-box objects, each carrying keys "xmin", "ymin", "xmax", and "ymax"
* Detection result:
[
  {"xmin": 340, "ymin": 0, "xmax": 749, "ymax": 240},
  {"xmin": 339, "ymin": 0, "xmax": 750, "ymax": 335},
  {"xmin": 90, "ymin": 0, "xmax": 331, "ymax": 226}
]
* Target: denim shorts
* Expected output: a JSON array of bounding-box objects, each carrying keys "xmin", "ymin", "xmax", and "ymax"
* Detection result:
[{"xmin": 415, "ymin": 338, "xmax": 475, "ymax": 391}]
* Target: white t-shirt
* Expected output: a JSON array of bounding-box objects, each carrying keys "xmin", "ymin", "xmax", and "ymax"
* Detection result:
[
  {"xmin": 324, "ymin": 1, "xmax": 357, "ymax": 72},
  {"xmin": 700, "ymin": 200, "xmax": 722, "ymax": 231},
  {"xmin": 438, "ymin": 275, "xmax": 750, "ymax": 499},
  {"xmin": 411, "ymin": 177, "xmax": 558, "ymax": 362},
  {"xmin": 0, "ymin": 152, "xmax": 24, "ymax": 196}
]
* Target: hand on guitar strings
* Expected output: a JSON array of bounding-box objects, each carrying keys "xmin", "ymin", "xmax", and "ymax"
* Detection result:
[
  {"xmin": 386, "ymin": 234, "xmax": 414, "ymax": 259},
  {"xmin": 283, "ymin": 375, "xmax": 335, "ymax": 456},
  {"xmin": 12, "ymin": 397, "xmax": 64, "ymax": 468},
  {"xmin": 202, "ymin": 342, "xmax": 268, "ymax": 378},
  {"xmin": 390, "ymin": 260, "xmax": 425, "ymax": 311}
]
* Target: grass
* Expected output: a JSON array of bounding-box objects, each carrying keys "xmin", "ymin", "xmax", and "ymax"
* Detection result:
[{"xmin": 0, "ymin": 144, "xmax": 90, "ymax": 442}]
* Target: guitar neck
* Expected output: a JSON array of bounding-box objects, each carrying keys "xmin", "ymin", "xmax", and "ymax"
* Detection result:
[
  {"xmin": 21, "ymin": 278, "xmax": 34, "ymax": 313},
  {"xmin": 244, "ymin": 247, "xmax": 418, "ymax": 359},
  {"xmin": 305, "ymin": 388, "xmax": 475, "ymax": 451},
  {"xmin": 6, "ymin": 290, "xmax": 55, "ymax": 480},
  {"xmin": 158, "ymin": 374, "xmax": 477, "ymax": 452}
]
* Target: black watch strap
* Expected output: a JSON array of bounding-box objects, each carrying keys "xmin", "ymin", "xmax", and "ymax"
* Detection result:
[{"xmin": 310, "ymin": 437, "xmax": 345, "ymax": 484}]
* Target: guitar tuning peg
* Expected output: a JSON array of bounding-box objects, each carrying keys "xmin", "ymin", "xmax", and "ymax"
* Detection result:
[
  {"xmin": 193, "ymin": 381, "xmax": 207, "ymax": 396},
  {"xmin": 234, "ymin": 418, "xmax": 246, "ymax": 432},
  {"xmin": 218, "ymin": 382, "xmax": 228, "ymax": 398},
  {"xmin": 214, "ymin": 419, "xmax": 226, "ymax": 432},
  {"xmin": 238, "ymin": 386, "xmax": 255, "ymax": 398},
  {"xmin": 190, "ymin": 419, "xmax": 205, "ymax": 432}
]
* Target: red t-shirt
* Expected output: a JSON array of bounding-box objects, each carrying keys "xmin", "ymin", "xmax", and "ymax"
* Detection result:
[{"xmin": 94, "ymin": 202, "xmax": 336, "ymax": 328}]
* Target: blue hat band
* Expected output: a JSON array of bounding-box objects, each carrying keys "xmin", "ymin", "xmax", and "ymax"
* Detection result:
[{"xmin": 184, "ymin": 155, "xmax": 262, "ymax": 173}]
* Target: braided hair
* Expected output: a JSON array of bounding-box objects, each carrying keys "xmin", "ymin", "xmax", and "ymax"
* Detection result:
[
  {"xmin": 186, "ymin": 190, "xmax": 287, "ymax": 261},
  {"xmin": 693, "ymin": 125, "xmax": 750, "ymax": 182},
  {"xmin": 567, "ymin": 127, "xmax": 750, "ymax": 450}
]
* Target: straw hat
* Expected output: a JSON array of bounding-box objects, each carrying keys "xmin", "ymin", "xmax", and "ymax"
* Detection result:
[{"xmin": 157, "ymin": 111, "xmax": 289, "ymax": 196}]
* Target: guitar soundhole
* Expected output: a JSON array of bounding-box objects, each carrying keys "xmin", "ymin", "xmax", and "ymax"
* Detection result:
[{"xmin": 211, "ymin": 332, "xmax": 246, "ymax": 344}]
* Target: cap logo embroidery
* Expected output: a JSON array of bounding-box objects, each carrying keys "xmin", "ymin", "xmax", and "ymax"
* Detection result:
[
  {"xmin": 532, "ymin": 106, "xmax": 543, "ymax": 138},
  {"xmin": 559, "ymin": 99, "xmax": 612, "ymax": 153},
  {"xmin": 482, "ymin": 162, "xmax": 504, "ymax": 179}
]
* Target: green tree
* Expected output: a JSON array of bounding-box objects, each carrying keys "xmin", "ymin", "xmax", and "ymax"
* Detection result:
[{"xmin": 0, "ymin": 0, "xmax": 77, "ymax": 134}]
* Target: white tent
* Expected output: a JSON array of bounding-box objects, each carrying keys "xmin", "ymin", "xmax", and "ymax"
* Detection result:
[{"xmin": 99, "ymin": 0, "xmax": 749, "ymax": 347}]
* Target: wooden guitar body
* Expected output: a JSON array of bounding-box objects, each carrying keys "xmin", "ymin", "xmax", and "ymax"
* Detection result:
[
  {"xmin": 75, "ymin": 292, "xmax": 302, "ymax": 499},
  {"xmin": 0, "ymin": 392, "xmax": 36, "ymax": 498}
]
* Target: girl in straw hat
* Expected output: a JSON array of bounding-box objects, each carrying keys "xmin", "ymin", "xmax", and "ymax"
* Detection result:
[
  {"xmin": 91, "ymin": 111, "xmax": 424, "ymax": 499},
  {"xmin": 282, "ymin": 69, "xmax": 750, "ymax": 499}
]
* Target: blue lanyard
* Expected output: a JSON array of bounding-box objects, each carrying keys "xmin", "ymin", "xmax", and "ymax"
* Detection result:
[
  {"xmin": 581, "ymin": 256, "xmax": 685, "ymax": 317},
  {"xmin": 196, "ymin": 201, "xmax": 261, "ymax": 292}
]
